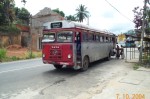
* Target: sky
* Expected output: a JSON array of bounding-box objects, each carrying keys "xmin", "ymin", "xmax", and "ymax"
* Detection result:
[{"xmin": 14, "ymin": 0, "xmax": 143, "ymax": 35}]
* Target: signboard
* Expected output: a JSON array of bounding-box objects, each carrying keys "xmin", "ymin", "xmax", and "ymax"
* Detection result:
[{"xmin": 51, "ymin": 22, "xmax": 62, "ymax": 28}]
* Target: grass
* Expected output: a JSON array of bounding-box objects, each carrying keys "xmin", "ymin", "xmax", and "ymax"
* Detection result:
[
  {"xmin": 25, "ymin": 51, "xmax": 42, "ymax": 59},
  {"xmin": 0, "ymin": 49, "xmax": 7, "ymax": 62},
  {"xmin": 133, "ymin": 63, "xmax": 140, "ymax": 70},
  {"xmin": 2, "ymin": 56, "xmax": 21, "ymax": 62},
  {"xmin": 0, "ymin": 50, "xmax": 42, "ymax": 62}
]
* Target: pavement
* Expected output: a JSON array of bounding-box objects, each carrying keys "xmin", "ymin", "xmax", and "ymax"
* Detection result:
[{"xmin": 92, "ymin": 65, "xmax": 150, "ymax": 99}]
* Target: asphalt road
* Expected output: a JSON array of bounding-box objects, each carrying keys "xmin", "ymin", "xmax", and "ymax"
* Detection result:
[
  {"xmin": 0, "ymin": 58, "xmax": 52, "ymax": 98},
  {"xmin": 0, "ymin": 55, "xmax": 134, "ymax": 99}
]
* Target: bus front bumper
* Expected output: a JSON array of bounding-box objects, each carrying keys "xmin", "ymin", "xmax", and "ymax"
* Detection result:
[{"xmin": 43, "ymin": 60, "xmax": 74, "ymax": 66}]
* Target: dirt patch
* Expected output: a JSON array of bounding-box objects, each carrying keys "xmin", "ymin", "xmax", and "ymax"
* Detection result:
[
  {"xmin": 6, "ymin": 45, "xmax": 28, "ymax": 58},
  {"xmin": 6, "ymin": 44, "xmax": 22, "ymax": 50},
  {"xmin": 6, "ymin": 44, "xmax": 41, "ymax": 59},
  {"xmin": 6, "ymin": 44, "xmax": 42, "ymax": 59}
]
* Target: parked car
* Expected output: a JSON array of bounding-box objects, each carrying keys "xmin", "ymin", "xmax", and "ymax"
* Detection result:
[{"xmin": 119, "ymin": 42, "xmax": 125, "ymax": 47}]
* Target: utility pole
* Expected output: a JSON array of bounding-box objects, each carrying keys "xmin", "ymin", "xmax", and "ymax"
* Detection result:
[
  {"xmin": 29, "ymin": 15, "xmax": 32, "ymax": 58},
  {"xmin": 139, "ymin": 0, "xmax": 147, "ymax": 63},
  {"xmin": 87, "ymin": 17, "xmax": 89, "ymax": 25},
  {"xmin": 87, "ymin": 15, "xmax": 91, "ymax": 26}
]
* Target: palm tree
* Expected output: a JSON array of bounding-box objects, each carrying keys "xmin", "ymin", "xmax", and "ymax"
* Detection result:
[
  {"xmin": 21, "ymin": 0, "xmax": 27, "ymax": 6},
  {"xmin": 75, "ymin": 4, "xmax": 89, "ymax": 22}
]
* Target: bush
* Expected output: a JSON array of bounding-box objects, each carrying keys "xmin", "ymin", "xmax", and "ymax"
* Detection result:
[
  {"xmin": 26, "ymin": 51, "xmax": 36, "ymax": 59},
  {"xmin": 0, "ymin": 49, "xmax": 7, "ymax": 61},
  {"xmin": 0, "ymin": 25, "xmax": 20, "ymax": 35},
  {"xmin": 133, "ymin": 63, "xmax": 140, "ymax": 70},
  {"xmin": 11, "ymin": 56, "xmax": 20, "ymax": 61}
]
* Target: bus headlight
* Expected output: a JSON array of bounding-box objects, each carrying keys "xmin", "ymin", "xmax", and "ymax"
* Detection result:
[
  {"xmin": 68, "ymin": 54, "xmax": 71, "ymax": 59},
  {"xmin": 42, "ymin": 54, "xmax": 45, "ymax": 58}
]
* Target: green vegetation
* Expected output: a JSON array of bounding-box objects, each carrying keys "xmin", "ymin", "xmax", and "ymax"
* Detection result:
[
  {"xmin": 14, "ymin": 7, "xmax": 30, "ymax": 25},
  {"xmin": 25, "ymin": 50, "xmax": 42, "ymax": 59},
  {"xmin": 75, "ymin": 4, "xmax": 89, "ymax": 22},
  {"xmin": 0, "ymin": 0, "xmax": 30, "ymax": 26},
  {"xmin": 52, "ymin": 5, "xmax": 89, "ymax": 22},
  {"xmin": 0, "ymin": 0, "xmax": 30, "ymax": 49},
  {"xmin": 133, "ymin": 63, "xmax": 140, "ymax": 70},
  {"xmin": 0, "ymin": 25, "xmax": 20, "ymax": 35},
  {"xmin": 52, "ymin": 8, "xmax": 65, "ymax": 17},
  {"xmin": 0, "ymin": 49, "xmax": 7, "ymax": 62},
  {"xmin": 11, "ymin": 56, "xmax": 20, "ymax": 61},
  {"xmin": 65, "ymin": 15, "xmax": 78, "ymax": 21},
  {"xmin": 0, "ymin": 0, "xmax": 15, "ymax": 25},
  {"xmin": 26, "ymin": 51, "xmax": 36, "ymax": 59},
  {"xmin": 142, "ymin": 52, "xmax": 150, "ymax": 65},
  {"xmin": 0, "ymin": 49, "xmax": 42, "ymax": 62}
]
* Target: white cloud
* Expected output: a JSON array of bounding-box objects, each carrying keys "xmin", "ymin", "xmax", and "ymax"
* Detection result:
[{"xmin": 14, "ymin": 0, "xmax": 144, "ymax": 34}]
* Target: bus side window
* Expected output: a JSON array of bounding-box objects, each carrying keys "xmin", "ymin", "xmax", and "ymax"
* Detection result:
[
  {"xmin": 104, "ymin": 36, "xmax": 106, "ymax": 42},
  {"xmin": 109, "ymin": 37, "xmax": 112, "ymax": 42},
  {"xmin": 100, "ymin": 36, "xmax": 102, "ymax": 42},
  {"xmin": 88, "ymin": 33, "xmax": 93, "ymax": 42},
  {"xmin": 82, "ymin": 32, "xmax": 88, "ymax": 42},
  {"xmin": 98, "ymin": 35, "xmax": 100, "ymax": 42},
  {"xmin": 106, "ymin": 37, "xmax": 108, "ymax": 42},
  {"xmin": 93, "ymin": 35, "xmax": 95, "ymax": 41},
  {"xmin": 102, "ymin": 36, "xmax": 104, "ymax": 42},
  {"xmin": 96, "ymin": 35, "xmax": 99, "ymax": 42}
]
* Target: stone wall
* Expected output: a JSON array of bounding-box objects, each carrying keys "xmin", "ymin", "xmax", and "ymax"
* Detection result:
[{"xmin": 0, "ymin": 34, "xmax": 21, "ymax": 48}]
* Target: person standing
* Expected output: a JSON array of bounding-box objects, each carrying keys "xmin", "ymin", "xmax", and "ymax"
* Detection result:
[
  {"xmin": 120, "ymin": 45, "xmax": 124, "ymax": 59},
  {"xmin": 116, "ymin": 45, "xmax": 120, "ymax": 59}
]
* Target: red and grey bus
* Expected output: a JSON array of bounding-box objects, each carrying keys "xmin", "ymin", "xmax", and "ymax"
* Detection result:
[{"xmin": 42, "ymin": 20, "xmax": 116, "ymax": 71}]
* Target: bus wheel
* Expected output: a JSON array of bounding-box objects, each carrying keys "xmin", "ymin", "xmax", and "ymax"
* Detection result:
[
  {"xmin": 81, "ymin": 56, "xmax": 89, "ymax": 71},
  {"xmin": 54, "ymin": 65, "xmax": 63, "ymax": 69}
]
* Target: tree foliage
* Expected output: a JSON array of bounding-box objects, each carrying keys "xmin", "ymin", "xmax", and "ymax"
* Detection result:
[
  {"xmin": 0, "ymin": 0, "xmax": 15, "ymax": 25},
  {"xmin": 0, "ymin": 0, "xmax": 30, "ymax": 26},
  {"xmin": 21, "ymin": 0, "xmax": 27, "ymax": 6},
  {"xmin": 133, "ymin": 4, "xmax": 150, "ymax": 35},
  {"xmin": 65, "ymin": 15, "xmax": 78, "ymax": 21},
  {"xmin": 75, "ymin": 4, "xmax": 89, "ymax": 22},
  {"xmin": 125, "ymin": 29, "xmax": 136, "ymax": 35},
  {"xmin": 15, "ymin": 7, "xmax": 30, "ymax": 25},
  {"xmin": 52, "ymin": 8, "xmax": 65, "ymax": 17},
  {"xmin": 0, "ymin": 24, "xmax": 20, "ymax": 35},
  {"xmin": 133, "ymin": 7, "xmax": 143, "ymax": 30}
]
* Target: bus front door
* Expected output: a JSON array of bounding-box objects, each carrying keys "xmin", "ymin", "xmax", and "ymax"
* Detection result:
[{"xmin": 76, "ymin": 32, "xmax": 82, "ymax": 68}]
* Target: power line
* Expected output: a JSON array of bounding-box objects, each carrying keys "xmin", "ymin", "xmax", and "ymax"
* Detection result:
[{"xmin": 105, "ymin": 0, "xmax": 133, "ymax": 23}]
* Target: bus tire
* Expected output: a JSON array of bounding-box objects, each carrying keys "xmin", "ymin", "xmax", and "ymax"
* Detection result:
[
  {"xmin": 81, "ymin": 56, "xmax": 89, "ymax": 71},
  {"xmin": 54, "ymin": 65, "xmax": 63, "ymax": 69}
]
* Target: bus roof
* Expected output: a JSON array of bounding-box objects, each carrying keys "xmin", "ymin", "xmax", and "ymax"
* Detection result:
[{"xmin": 43, "ymin": 20, "xmax": 115, "ymax": 36}]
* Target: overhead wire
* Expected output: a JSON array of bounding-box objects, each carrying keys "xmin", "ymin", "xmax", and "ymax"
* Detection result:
[{"xmin": 105, "ymin": 0, "xmax": 134, "ymax": 23}]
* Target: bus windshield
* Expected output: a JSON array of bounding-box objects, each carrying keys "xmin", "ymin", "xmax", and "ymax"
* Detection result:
[
  {"xmin": 57, "ymin": 31, "xmax": 73, "ymax": 43},
  {"xmin": 42, "ymin": 33, "xmax": 55, "ymax": 43}
]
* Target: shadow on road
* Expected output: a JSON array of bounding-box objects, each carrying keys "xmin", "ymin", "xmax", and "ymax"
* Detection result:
[
  {"xmin": 43, "ymin": 67, "xmax": 80, "ymax": 77},
  {"xmin": 88, "ymin": 58, "xmax": 113, "ymax": 70},
  {"xmin": 43, "ymin": 58, "xmax": 112, "ymax": 76}
]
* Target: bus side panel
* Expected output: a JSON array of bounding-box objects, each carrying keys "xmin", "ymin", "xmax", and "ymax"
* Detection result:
[
  {"xmin": 81, "ymin": 42, "xmax": 105, "ymax": 63},
  {"xmin": 81, "ymin": 42, "xmax": 113, "ymax": 63}
]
